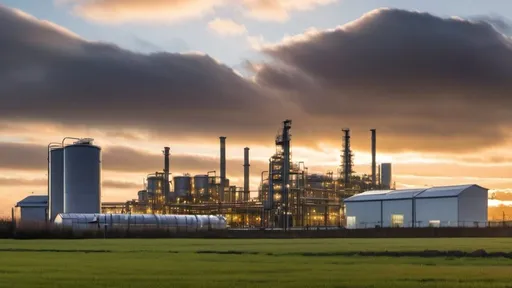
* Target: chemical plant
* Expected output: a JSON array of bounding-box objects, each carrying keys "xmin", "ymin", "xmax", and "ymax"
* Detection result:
[
  {"xmin": 101, "ymin": 120, "xmax": 394, "ymax": 228},
  {"xmin": 24, "ymin": 119, "xmax": 398, "ymax": 230}
]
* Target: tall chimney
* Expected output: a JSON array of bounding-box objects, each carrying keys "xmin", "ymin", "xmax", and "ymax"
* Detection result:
[
  {"xmin": 243, "ymin": 147, "xmax": 250, "ymax": 202},
  {"xmin": 370, "ymin": 129, "xmax": 376, "ymax": 189},
  {"xmin": 163, "ymin": 147, "xmax": 170, "ymax": 202},
  {"xmin": 219, "ymin": 137, "xmax": 226, "ymax": 202}
]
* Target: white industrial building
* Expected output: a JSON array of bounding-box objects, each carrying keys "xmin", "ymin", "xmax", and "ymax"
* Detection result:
[
  {"xmin": 14, "ymin": 195, "xmax": 48, "ymax": 224},
  {"xmin": 344, "ymin": 184, "xmax": 488, "ymax": 229}
]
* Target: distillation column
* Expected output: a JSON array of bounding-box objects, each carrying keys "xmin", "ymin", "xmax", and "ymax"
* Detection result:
[
  {"xmin": 243, "ymin": 147, "xmax": 250, "ymax": 202},
  {"xmin": 282, "ymin": 120, "xmax": 292, "ymax": 229},
  {"xmin": 342, "ymin": 129, "xmax": 353, "ymax": 188},
  {"xmin": 163, "ymin": 147, "xmax": 170, "ymax": 203}
]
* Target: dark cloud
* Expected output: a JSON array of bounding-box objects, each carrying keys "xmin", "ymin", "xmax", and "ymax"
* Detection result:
[
  {"xmin": 470, "ymin": 15, "xmax": 512, "ymax": 35},
  {"xmin": 102, "ymin": 180, "xmax": 143, "ymax": 189},
  {"xmin": 3, "ymin": 142, "xmax": 512, "ymax": 184},
  {"xmin": 0, "ymin": 5, "xmax": 281, "ymax": 145},
  {"xmin": 0, "ymin": 177, "xmax": 141, "ymax": 190},
  {"xmin": 256, "ymin": 8, "xmax": 512, "ymax": 152},
  {"xmin": 0, "ymin": 178, "xmax": 46, "ymax": 186},
  {"xmin": 101, "ymin": 146, "xmax": 269, "ymax": 177},
  {"xmin": 0, "ymin": 142, "xmax": 47, "ymax": 171},
  {"xmin": 2, "ymin": 6, "xmax": 512, "ymax": 153},
  {"xmin": 0, "ymin": 142, "xmax": 269, "ymax": 180}
]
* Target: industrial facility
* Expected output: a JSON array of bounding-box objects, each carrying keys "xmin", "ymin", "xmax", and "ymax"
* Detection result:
[
  {"xmin": 11, "ymin": 119, "xmax": 489, "ymax": 231},
  {"xmin": 40, "ymin": 137, "xmax": 228, "ymax": 230},
  {"xmin": 97, "ymin": 120, "xmax": 395, "ymax": 228}
]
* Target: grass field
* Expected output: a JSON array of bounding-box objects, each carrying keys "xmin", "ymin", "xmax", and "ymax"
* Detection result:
[{"xmin": 1, "ymin": 238, "xmax": 512, "ymax": 287}]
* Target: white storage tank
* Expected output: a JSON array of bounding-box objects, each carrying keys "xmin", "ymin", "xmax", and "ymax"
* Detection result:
[
  {"xmin": 63, "ymin": 139, "xmax": 101, "ymax": 213},
  {"xmin": 49, "ymin": 147, "xmax": 64, "ymax": 221}
]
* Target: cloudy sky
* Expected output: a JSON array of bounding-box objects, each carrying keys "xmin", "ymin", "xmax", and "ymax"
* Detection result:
[{"xmin": 1, "ymin": 0, "xmax": 512, "ymax": 217}]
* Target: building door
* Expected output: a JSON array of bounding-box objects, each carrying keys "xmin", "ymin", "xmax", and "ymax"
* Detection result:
[{"xmin": 346, "ymin": 216, "xmax": 356, "ymax": 229}]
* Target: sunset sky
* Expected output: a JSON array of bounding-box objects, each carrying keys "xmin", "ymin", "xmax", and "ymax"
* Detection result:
[{"xmin": 1, "ymin": 0, "xmax": 512, "ymax": 217}]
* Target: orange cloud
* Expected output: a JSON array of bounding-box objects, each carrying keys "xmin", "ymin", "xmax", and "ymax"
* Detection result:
[
  {"xmin": 208, "ymin": 18, "xmax": 247, "ymax": 36},
  {"xmin": 66, "ymin": 0, "xmax": 223, "ymax": 24},
  {"xmin": 58, "ymin": 0, "xmax": 337, "ymax": 23}
]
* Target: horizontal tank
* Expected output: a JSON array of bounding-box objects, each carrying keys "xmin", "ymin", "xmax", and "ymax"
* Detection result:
[
  {"xmin": 174, "ymin": 176, "xmax": 191, "ymax": 197},
  {"xmin": 193, "ymin": 175, "xmax": 209, "ymax": 197},
  {"xmin": 49, "ymin": 147, "xmax": 64, "ymax": 221},
  {"xmin": 64, "ymin": 142, "xmax": 101, "ymax": 214},
  {"xmin": 54, "ymin": 213, "xmax": 228, "ymax": 231}
]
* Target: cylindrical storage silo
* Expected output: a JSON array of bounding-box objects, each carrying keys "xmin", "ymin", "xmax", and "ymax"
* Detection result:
[
  {"xmin": 193, "ymin": 175, "xmax": 209, "ymax": 197},
  {"xmin": 173, "ymin": 176, "xmax": 191, "ymax": 198},
  {"xmin": 147, "ymin": 176, "xmax": 163, "ymax": 196},
  {"xmin": 49, "ymin": 148, "xmax": 64, "ymax": 221},
  {"xmin": 381, "ymin": 163, "xmax": 392, "ymax": 189},
  {"xmin": 63, "ymin": 143, "xmax": 101, "ymax": 213}
]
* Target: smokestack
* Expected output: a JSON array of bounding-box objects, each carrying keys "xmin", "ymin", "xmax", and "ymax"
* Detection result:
[
  {"xmin": 220, "ymin": 137, "xmax": 226, "ymax": 202},
  {"xmin": 371, "ymin": 129, "xmax": 376, "ymax": 188},
  {"xmin": 163, "ymin": 147, "xmax": 170, "ymax": 202},
  {"xmin": 243, "ymin": 147, "xmax": 250, "ymax": 202}
]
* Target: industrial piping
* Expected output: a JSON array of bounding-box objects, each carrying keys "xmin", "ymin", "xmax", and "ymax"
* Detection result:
[
  {"xmin": 371, "ymin": 129, "xmax": 376, "ymax": 188},
  {"xmin": 243, "ymin": 147, "xmax": 250, "ymax": 202},
  {"xmin": 219, "ymin": 136, "xmax": 226, "ymax": 202}
]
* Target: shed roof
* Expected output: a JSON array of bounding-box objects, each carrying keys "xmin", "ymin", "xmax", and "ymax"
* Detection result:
[
  {"xmin": 385, "ymin": 188, "xmax": 429, "ymax": 200},
  {"xmin": 343, "ymin": 190, "xmax": 392, "ymax": 201},
  {"xmin": 344, "ymin": 184, "xmax": 487, "ymax": 202},
  {"xmin": 413, "ymin": 184, "xmax": 478, "ymax": 198},
  {"xmin": 16, "ymin": 195, "xmax": 48, "ymax": 207}
]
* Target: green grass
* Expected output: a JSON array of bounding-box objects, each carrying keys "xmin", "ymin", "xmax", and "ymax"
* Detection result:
[{"xmin": 1, "ymin": 238, "xmax": 512, "ymax": 287}]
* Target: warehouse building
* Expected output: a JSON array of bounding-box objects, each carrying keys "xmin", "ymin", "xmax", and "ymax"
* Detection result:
[{"xmin": 344, "ymin": 184, "xmax": 488, "ymax": 228}]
